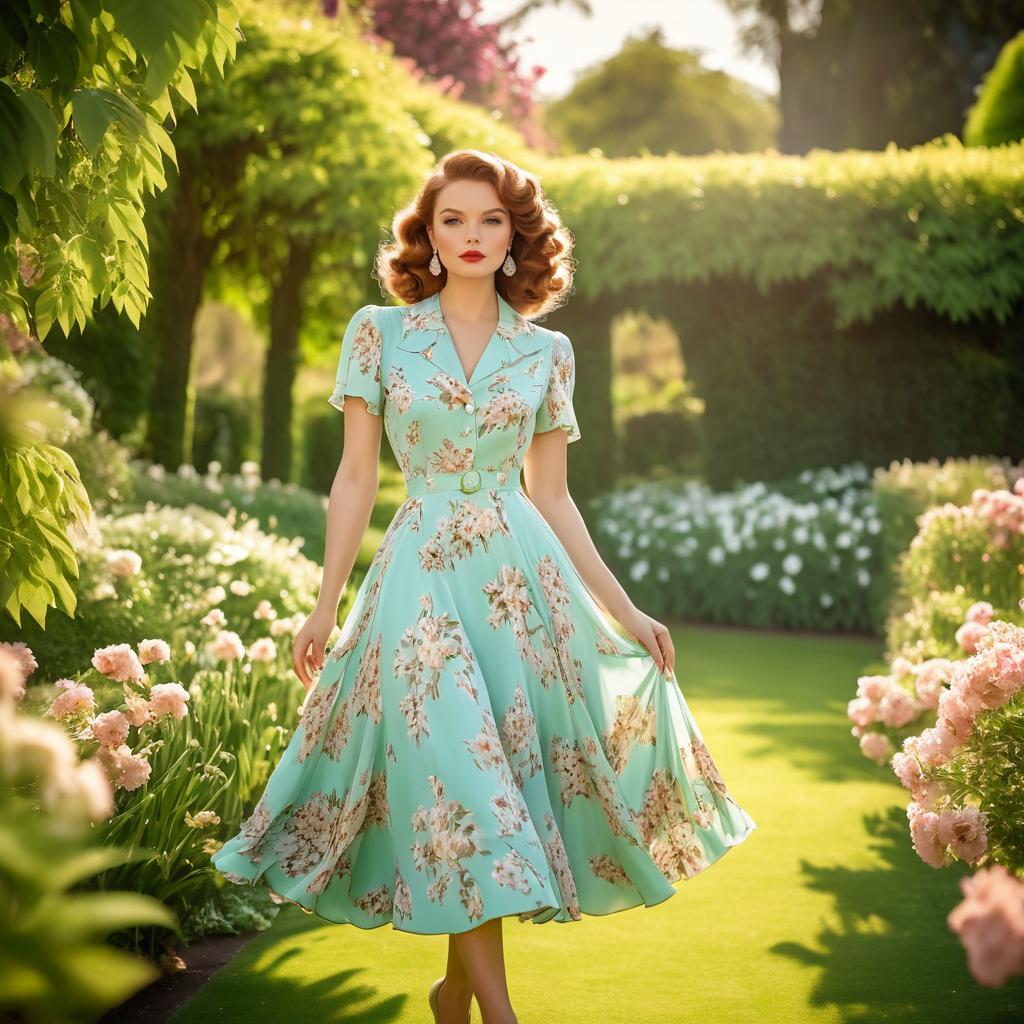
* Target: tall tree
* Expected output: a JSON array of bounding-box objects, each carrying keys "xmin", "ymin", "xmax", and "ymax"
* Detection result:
[
  {"xmin": 543, "ymin": 26, "xmax": 778, "ymax": 157},
  {"xmin": 722, "ymin": 0, "xmax": 1024, "ymax": 152},
  {"xmin": 141, "ymin": 1, "xmax": 426, "ymax": 478}
]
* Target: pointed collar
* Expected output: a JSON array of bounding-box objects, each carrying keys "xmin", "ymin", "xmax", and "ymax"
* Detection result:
[{"xmin": 397, "ymin": 289, "xmax": 544, "ymax": 386}]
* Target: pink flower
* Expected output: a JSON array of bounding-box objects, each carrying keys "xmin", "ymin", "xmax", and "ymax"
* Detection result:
[
  {"xmin": 91, "ymin": 643, "xmax": 145, "ymax": 683},
  {"xmin": 856, "ymin": 674, "xmax": 889, "ymax": 701},
  {"xmin": 149, "ymin": 682, "xmax": 190, "ymax": 720},
  {"xmin": 892, "ymin": 750, "xmax": 923, "ymax": 791},
  {"xmin": 947, "ymin": 864, "xmax": 1024, "ymax": 987},
  {"xmin": 956, "ymin": 620, "xmax": 989, "ymax": 654},
  {"xmin": 892, "ymin": 752, "xmax": 946, "ymax": 809},
  {"xmin": 73, "ymin": 757, "xmax": 116, "ymax": 821},
  {"xmin": 201, "ymin": 607, "xmax": 227, "ymax": 628},
  {"xmin": 90, "ymin": 709, "xmax": 131, "ymax": 748},
  {"xmin": 0, "ymin": 646, "xmax": 28, "ymax": 702},
  {"xmin": 6, "ymin": 715, "xmax": 78, "ymax": 786},
  {"xmin": 859, "ymin": 731, "xmax": 893, "ymax": 765},
  {"xmin": 97, "ymin": 744, "xmax": 152, "ymax": 791},
  {"xmin": 908, "ymin": 804, "xmax": 952, "ymax": 868},
  {"xmin": 0, "ymin": 641, "xmax": 36, "ymax": 700},
  {"xmin": 247, "ymin": 637, "xmax": 277, "ymax": 663},
  {"xmin": 917, "ymin": 723, "xmax": 961, "ymax": 766},
  {"xmin": 211, "ymin": 630, "xmax": 245, "ymax": 662},
  {"xmin": 847, "ymin": 695, "xmax": 876, "ymax": 728},
  {"xmin": 47, "ymin": 683, "xmax": 97, "ymax": 719},
  {"xmin": 938, "ymin": 676, "xmax": 978, "ymax": 740},
  {"xmin": 105, "ymin": 549, "xmax": 142, "ymax": 578},
  {"xmin": 878, "ymin": 685, "xmax": 918, "ymax": 728},
  {"xmin": 937, "ymin": 806, "xmax": 989, "ymax": 865},
  {"xmin": 137, "ymin": 638, "xmax": 171, "ymax": 665},
  {"xmin": 38, "ymin": 752, "xmax": 117, "ymax": 823},
  {"xmin": 914, "ymin": 658, "xmax": 952, "ymax": 709},
  {"xmin": 890, "ymin": 657, "xmax": 914, "ymax": 679},
  {"xmin": 254, "ymin": 599, "xmax": 278, "ymax": 621},
  {"xmin": 124, "ymin": 694, "xmax": 151, "ymax": 727},
  {"xmin": 992, "ymin": 642, "xmax": 1024, "ymax": 695},
  {"xmin": 965, "ymin": 601, "xmax": 994, "ymax": 625},
  {"xmin": 271, "ymin": 616, "xmax": 298, "ymax": 637}
]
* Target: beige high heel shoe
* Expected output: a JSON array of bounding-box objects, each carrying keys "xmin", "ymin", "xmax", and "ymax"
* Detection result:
[{"xmin": 427, "ymin": 975, "xmax": 472, "ymax": 1023}]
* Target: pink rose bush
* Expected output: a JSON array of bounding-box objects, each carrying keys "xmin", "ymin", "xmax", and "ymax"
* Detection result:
[
  {"xmin": 851, "ymin": 614, "xmax": 1024, "ymax": 987},
  {"xmin": 947, "ymin": 865, "xmax": 1024, "ymax": 988},
  {"xmin": 0, "ymin": 644, "xmax": 114, "ymax": 825},
  {"xmin": 41, "ymin": 637, "xmax": 190, "ymax": 793}
]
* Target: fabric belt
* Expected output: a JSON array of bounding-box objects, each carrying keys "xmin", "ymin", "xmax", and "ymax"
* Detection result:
[{"xmin": 405, "ymin": 467, "xmax": 523, "ymax": 496}]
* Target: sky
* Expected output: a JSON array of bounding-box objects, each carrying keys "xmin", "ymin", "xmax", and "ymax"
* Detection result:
[{"xmin": 477, "ymin": 0, "xmax": 779, "ymax": 101}]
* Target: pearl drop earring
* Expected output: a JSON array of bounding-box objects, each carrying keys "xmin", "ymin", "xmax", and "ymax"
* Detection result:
[
  {"xmin": 429, "ymin": 248, "xmax": 442, "ymax": 276},
  {"xmin": 501, "ymin": 249, "xmax": 516, "ymax": 276}
]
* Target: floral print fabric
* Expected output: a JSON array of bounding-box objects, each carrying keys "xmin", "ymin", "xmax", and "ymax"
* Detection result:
[{"xmin": 212, "ymin": 288, "xmax": 756, "ymax": 934}]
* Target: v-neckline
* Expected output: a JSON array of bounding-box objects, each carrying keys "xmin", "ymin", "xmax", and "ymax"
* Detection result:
[{"xmin": 436, "ymin": 291, "xmax": 503, "ymax": 387}]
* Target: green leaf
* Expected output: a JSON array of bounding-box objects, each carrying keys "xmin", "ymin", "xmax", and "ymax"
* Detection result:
[{"xmin": 50, "ymin": 891, "xmax": 179, "ymax": 940}]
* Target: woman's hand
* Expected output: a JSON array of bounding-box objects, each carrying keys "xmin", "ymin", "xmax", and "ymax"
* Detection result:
[
  {"xmin": 291, "ymin": 604, "xmax": 339, "ymax": 691},
  {"xmin": 619, "ymin": 605, "xmax": 676, "ymax": 678}
]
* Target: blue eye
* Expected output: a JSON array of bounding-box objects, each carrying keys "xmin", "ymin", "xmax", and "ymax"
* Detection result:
[{"xmin": 443, "ymin": 217, "xmax": 504, "ymax": 225}]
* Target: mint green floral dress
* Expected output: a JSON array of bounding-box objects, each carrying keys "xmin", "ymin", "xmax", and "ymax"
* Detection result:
[{"xmin": 212, "ymin": 288, "xmax": 757, "ymax": 935}]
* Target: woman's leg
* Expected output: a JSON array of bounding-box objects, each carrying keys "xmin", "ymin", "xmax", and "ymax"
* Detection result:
[
  {"xmin": 436, "ymin": 932, "xmax": 473, "ymax": 1023},
  {"xmin": 445, "ymin": 916, "xmax": 517, "ymax": 1024}
]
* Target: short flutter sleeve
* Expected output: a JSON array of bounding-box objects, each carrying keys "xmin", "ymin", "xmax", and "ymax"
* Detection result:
[
  {"xmin": 534, "ymin": 331, "xmax": 581, "ymax": 443},
  {"xmin": 328, "ymin": 304, "xmax": 385, "ymax": 417}
]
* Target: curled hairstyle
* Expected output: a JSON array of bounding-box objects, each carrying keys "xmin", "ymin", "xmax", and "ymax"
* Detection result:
[{"xmin": 375, "ymin": 149, "xmax": 575, "ymax": 319}]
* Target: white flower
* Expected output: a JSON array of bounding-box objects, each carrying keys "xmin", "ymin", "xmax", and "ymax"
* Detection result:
[
  {"xmin": 819, "ymin": 592, "xmax": 834, "ymax": 607},
  {"xmin": 782, "ymin": 553, "xmax": 803, "ymax": 575},
  {"xmin": 749, "ymin": 562, "xmax": 770, "ymax": 581},
  {"xmin": 629, "ymin": 559, "xmax": 649, "ymax": 581},
  {"xmin": 778, "ymin": 576, "xmax": 796, "ymax": 595}
]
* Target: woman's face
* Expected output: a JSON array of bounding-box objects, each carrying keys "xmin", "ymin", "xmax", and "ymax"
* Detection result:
[{"xmin": 427, "ymin": 178, "xmax": 513, "ymax": 282}]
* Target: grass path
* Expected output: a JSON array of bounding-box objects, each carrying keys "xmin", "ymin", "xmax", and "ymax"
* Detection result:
[{"xmin": 173, "ymin": 625, "xmax": 1024, "ymax": 1023}]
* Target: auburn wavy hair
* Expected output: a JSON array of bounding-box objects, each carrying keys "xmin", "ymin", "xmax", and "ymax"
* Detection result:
[{"xmin": 375, "ymin": 149, "xmax": 575, "ymax": 319}]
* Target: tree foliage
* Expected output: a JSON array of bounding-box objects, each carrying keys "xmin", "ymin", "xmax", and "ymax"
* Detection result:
[
  {"xmin": 964, "ymin": 29, "xmax": 1024, "ymax": 147},
  {"xmin": 543, "ymin": 27, "xmax": 778, "ymax": 157},
  {"xmin": 0, "ymin": 0, "xmax": 241, "ymax": 344},
  {"xmin": 0, "ymin": 0, "xmax": 239, "ymax": 629}
]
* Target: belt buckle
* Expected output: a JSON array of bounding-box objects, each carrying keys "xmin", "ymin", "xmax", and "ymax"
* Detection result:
[{"xmin": 460, "ymin": 468, "xmax": 481, "ymax": 493}]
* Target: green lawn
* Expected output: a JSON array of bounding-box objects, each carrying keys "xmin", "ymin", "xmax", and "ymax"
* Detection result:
[{"xmin": 173, "ymin": 624, "xmax": 1024, "ymax": 1023}]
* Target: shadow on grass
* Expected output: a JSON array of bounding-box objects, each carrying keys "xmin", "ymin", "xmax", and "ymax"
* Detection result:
[
  {"xmin": 774, "ymin": 805, "xmax": 1024, "ymax": 1023},
  {"xmin": 169, "ymin": 907, "xmax": 408, "ymax": 1024}
]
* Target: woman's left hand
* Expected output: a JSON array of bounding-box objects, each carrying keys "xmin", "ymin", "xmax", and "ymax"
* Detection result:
[{"xmin": 619, "ymin": 605, "xmax": 675, "ymax": 678}]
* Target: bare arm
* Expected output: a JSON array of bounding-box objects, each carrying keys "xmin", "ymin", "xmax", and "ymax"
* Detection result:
[
  {"xmin": 317, "ymin": 400, "xmax": 381, "ymax": 611},
  {"xmin": 523, "ymin": 428, "xmax": 675, "ymax": 678},
  {"xmin": 292, "ymin": 397, "xmax": 381, "ymax": 687}
]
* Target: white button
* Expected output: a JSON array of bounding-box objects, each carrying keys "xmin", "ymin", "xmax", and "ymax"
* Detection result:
[
  {"xmin": 465, "ymin": 403, "xmax": 475, "ymax": 414},
  {"xmin": 497, "ymin": 471, "xmax": 507, "ymax": 483}
]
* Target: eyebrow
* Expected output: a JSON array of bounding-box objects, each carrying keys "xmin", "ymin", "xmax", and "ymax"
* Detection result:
[{"xmin": 439, "ymin": 207, "xmax": 507, "ymax": 215}]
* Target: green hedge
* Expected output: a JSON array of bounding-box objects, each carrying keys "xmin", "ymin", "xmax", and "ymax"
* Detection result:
[{"xmin": 532, "ymin": 138, "xmax": 1024, "ymax": 491}]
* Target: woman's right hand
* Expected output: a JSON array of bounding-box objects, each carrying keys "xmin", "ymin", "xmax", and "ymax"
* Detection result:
[{"xmin": 291, "ymin": 604, "xmax": 339, "ymax": 691}]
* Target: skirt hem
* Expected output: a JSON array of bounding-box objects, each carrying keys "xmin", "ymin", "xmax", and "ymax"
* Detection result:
[{"xmin": 216, "ymin": 817, "xmax": 757, "ymax": 936}]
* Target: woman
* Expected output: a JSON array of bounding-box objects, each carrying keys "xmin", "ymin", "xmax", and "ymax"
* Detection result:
[{"xmin": 212, "ymin": 149, "xmax": 757, "ymax": 1024}]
